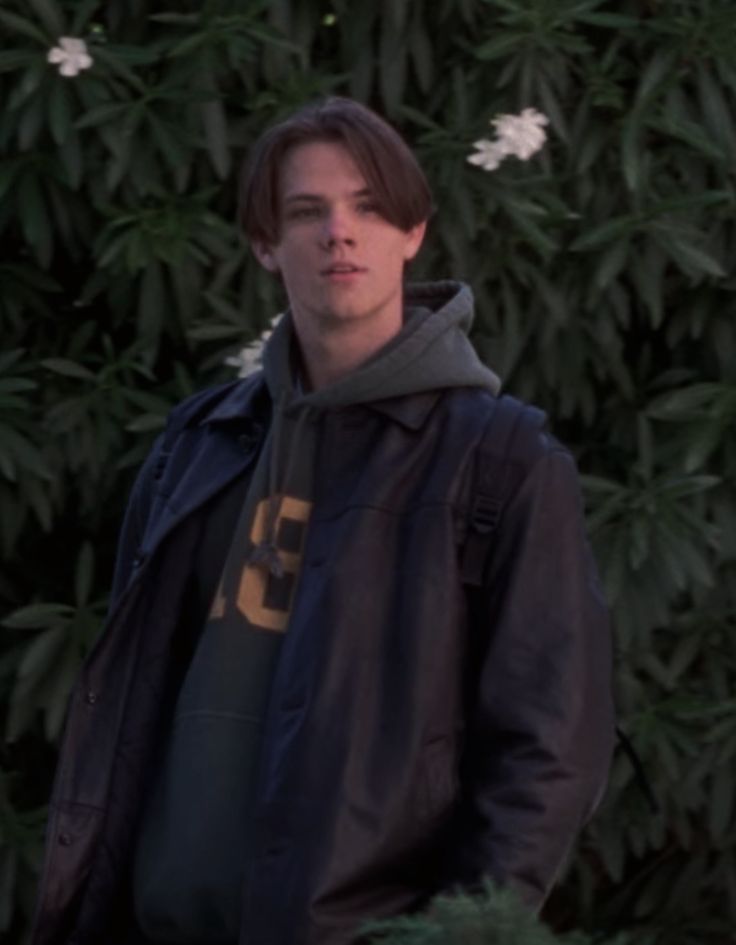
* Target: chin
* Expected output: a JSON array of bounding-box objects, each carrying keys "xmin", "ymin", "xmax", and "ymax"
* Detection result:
[{"xmin": 319, "ymin": 305, "xmax": 373, "ymax": 324}]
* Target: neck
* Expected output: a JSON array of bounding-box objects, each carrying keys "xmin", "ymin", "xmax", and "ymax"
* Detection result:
[{"xmin": 293, "ymin": 311, "xmax": 403, "ymax": 391}]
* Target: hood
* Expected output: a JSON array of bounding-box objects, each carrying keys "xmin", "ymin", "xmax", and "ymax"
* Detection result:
[{"xmin": 261, "ymin": 280, "xmax": 501, "ymax": 411}]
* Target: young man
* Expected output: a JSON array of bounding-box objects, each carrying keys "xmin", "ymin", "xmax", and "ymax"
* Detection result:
[{"xmin": 31, "ymin": 98, "xmax": 614, "ymax": 945}]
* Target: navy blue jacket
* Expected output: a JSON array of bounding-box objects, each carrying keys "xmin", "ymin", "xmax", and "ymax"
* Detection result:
[{"xmin": 31, "ymin": 375, "xmax": 614, "ymax": 945}]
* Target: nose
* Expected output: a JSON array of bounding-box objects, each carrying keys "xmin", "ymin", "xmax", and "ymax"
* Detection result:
[{"xmin": 321, "ymin": 207, "xmax": 355, "ymax": 248}]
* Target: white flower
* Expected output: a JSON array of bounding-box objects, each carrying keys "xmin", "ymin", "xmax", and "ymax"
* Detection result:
[
  {"xmin": 468, "ymin": 107, "xmax": 549, "ymax": 172},
  {"xmin": 224, "ymin": 314, "xmax": 284, "ymax": 378},
  {"xmin": 467, "ymin": 139, "xmax": 510, "ymax": 172},
  {"xmin": 224, "ymin": 347, "xmax": 262, "ymax": 378},
  {"xmin": 47, "ymin": 37, "xmax": 93, "ymax": 78},
  {"xmin": 492, "ymin": 108, "xmax": 549, "ymax": 159}
]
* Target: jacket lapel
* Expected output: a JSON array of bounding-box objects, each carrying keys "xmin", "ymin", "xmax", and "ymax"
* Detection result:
[{"xmin": 141, "ymin": 378, "xmax": 268, "ymax": 559}]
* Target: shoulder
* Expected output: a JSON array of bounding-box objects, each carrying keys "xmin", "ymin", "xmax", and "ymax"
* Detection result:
[
  {"xmin": 135, "ymin": 372, "xmax": 267, "ymax": 493},
  {"xmin": 444, "ymin": 388, "xmax": 561, "ymax": 469}
]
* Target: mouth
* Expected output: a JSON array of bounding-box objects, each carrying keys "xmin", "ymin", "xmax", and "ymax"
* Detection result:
[{"xmin": 321, "ymin": 263, "xmax": 366, "ymax": 277}]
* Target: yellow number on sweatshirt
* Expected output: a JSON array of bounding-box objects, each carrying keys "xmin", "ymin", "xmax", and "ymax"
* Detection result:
[{"xmin": 235, "ymin": 495, "xmax": 312, "ymax": 632}]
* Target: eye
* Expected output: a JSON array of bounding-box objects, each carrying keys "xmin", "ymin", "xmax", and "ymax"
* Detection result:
[
  {"xmin": 356, "ymin": 200, "xmax": 380, "ymax": 215},
  {"xmin": 287, "ymin": 205, "xmax": 322, "ymax": 221}
]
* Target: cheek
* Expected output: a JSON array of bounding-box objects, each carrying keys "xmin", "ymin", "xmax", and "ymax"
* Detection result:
[{"xmin": 277, "ymin": 248, "xmax": 310, "ymax": 282}]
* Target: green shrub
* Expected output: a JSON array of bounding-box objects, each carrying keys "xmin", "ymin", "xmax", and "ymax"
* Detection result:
[{"xmin": 363, "ymin": 883, "xmax": 639, "ymax": 945}]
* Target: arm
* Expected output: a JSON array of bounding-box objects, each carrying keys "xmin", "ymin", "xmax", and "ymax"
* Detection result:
[{"xmin": 450, "ymin": 442, "xmax": 615, "ymax": 908}]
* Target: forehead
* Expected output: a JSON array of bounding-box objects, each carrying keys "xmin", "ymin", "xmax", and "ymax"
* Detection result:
[{"xmin": 278, "ymin": 140, "xmax": 369, "ymax": 200}]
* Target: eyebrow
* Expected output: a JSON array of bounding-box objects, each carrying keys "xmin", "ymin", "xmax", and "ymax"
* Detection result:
[{"xmin": 283, "ymin": 187, "xmax": 374, "ymax": 204}]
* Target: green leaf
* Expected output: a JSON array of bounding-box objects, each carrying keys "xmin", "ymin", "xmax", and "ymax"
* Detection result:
[
  {"xmin": 75, "ymin": 101, "xmax": 131, "ymax": 130},
  {"xmin": 648, "ymin": 384, "xmax": 724, "ymax": 419},
  {"xmin": 378, "ymin": 1, "xmax": 406, "ymax": 116},
  {"xmin": 125, "ymin": 414, "xmax": 167, "ymax": 433},
  {"xmin": 58, "ymin": 126, "xmax": 84, "ymax": 188},
  {"xmin": 635, "ymin": 47, "xmax": 677, "ymax": 108},
  {"xmin": 1, "ymin": 603, "xmax": 73, "ymax": 630},
  {"xmin": 71, "ymin": 0, "xmax": 98, "ymax": 34},
  {"xmin": 146, "ymin": 113, "xmax": 186, "ymax": 174},
  {"xmin": 201, "ymin": 99, "xmax": 231, "ymax": 179},
  {"xmin": 709, "ymin": 763, "xmax": 733, "ymax": 843},
  {"xmin": 18, "ymin": 173, "xmax": 50, "ymax": 264},
  {"xmin": 0, "ymin": 10, "xmax": 50, "ymax": 45},
  {"xmin": 24, "ymin": 477, "xmax": 55, "ymax": 531},
  {"xmin": 26, "ymin": 0, "xmax": 65, "ymax": 37},
  {"xmin": 651, "ymin": 116, "xmax": 727, "ymax": 162},
  {"xmin": 43, "ymin": 642, "xmax": 79, "ymax": 742},
  {"xmin": 0, "ymin": 378, "xmax": 37, "ymax": 394},
  {"xmin": 621, "ymin": 109, "xmax": 643, "ymax": 192},
  {"xmin": 18, "ymin": 96, "xmax": 45, "ymax": 151},
  {"xmin": 475, "ymin": 32, "xmax": 526, "ymax": 61},
  {"xmin": 47, "ymin": 75, "xmax": 72, "ymax": 145},
  {"xmin": 17, "ymin": 626, "xmax": 66, "ymax": 681},
  {"xmin": 500, "ymin": 199, "xmax": 558, "ymax": 259},
  {"xmin": 0, "ymin": 161, "xmax": 22, "ymax": 203},
  {"xmin": 74, "ymin": 542, "xmax": 94, "ymax": 607},
  {"xmin": 696, "ymin": 61, "xmax": 736, "ymax": 159},
  {"xmin": 592, "ymin": 237, "xmax": 629, "ymax": 291},
  {"xmin": 655, "ymin": 231, "xmax": 726, "ymax": 280},
  {"xmin": 147, "ymin": 13, "xmax": 200, "ymax": 24},
  {"xmin": 0, "ymin": 846, "xmax": 18, "ymax": 932},
  {"xmin": 137, "ymin": 260, "xmax": 166, "ymax": 351},
  {"xmin": 408, "ymin": 18, "xmax": 433, "ymax": 93},
  {"xmin": 571, "ymin": 216, "xmax": 636, "ymax": 252},
  {"xmin": 40, "ymin": 358, "xmax": 95, "ymax": 380},
  {"xmin": 575, "ymin": 13, "xmax": 640, "ymax": 28},
  {"xmin": 0, "ymin": 50, "xmax": 37, "ymax": 72},
  {"xmin": 684, "ymin": 423, "xmax": 727, "ymax": 473},
  {"xmin": 90, "ymin": 46, "xmax": 148, "ymax": 92}
]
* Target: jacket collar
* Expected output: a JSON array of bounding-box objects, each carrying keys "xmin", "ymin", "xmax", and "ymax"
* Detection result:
[
  {"xmin": 197, "ymin": 374, "xmax": 268, "ymax": 426},
  {"xmin": 366, "ymin": 391, "xmax": 441, "ymax": 430}
]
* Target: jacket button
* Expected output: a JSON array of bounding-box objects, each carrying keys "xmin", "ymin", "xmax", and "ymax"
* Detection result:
[
  {"xmin": 58, "ymin": 833, "xmax": 73, "ymax": 846},
  {"xmin": 238, "ymin": 426, "xmax": 263, "ymax": 450},
  {"xmin": 132, "ymin": 554, "xmax": 145, "ymax": 569},
  {"xmin": 85, "ymin": 691, "xmax": 98, "ymax": 705}
]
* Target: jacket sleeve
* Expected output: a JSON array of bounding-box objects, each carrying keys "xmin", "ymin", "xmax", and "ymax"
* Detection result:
[{"xmin": 448, "ymin": 439, "xmax": 615, "ymax": 909}]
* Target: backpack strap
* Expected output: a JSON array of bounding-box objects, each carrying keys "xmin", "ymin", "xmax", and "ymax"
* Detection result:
[{"xmin": 461, "ymin": 394, "xmax": 547, "ymax": 587}]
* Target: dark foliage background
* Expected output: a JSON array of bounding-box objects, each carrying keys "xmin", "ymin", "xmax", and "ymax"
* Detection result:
[{"xmin": 1, "ymin": 0, "xmax": 735, "ymax": 942}]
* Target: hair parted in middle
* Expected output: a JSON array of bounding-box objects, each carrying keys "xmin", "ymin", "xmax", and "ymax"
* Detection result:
[{"xmin": 239, "ymin": 97, "xmax": 434, "ymax": 247}]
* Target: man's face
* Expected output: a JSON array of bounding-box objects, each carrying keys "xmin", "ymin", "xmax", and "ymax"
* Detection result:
[{"xmin": 253, "ymin": 140, "xmax": 426, "ymax": 339}]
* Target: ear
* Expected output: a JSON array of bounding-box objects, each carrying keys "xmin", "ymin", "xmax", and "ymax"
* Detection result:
[
  {"xmin": 402, "ymin": 220, "xmax": 427, "ymax": 263},
  {"xmin": 252, "ymin": 241, "xmax": 279, "ymax": 273}
]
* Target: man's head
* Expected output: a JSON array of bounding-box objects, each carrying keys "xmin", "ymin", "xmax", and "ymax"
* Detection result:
[
  {"xmin": 239, "ymin": 97, "xmax": 433, "ymax": 247},
  {"xmin": 239, "ymin": 98, "xmax": 432, "ymax": 346}
]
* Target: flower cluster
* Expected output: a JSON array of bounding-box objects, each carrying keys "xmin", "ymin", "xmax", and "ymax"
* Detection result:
[
  {"xmin": 224, "ymin": 314, "xmax": 284, "ymax": 378},
  {"xmin": 468, "ymin": 108, "xmax": 549, "ymax": 172},
  {"xmin": 47, "ymin": 37, "xmax": 93, "ymax": 77}
]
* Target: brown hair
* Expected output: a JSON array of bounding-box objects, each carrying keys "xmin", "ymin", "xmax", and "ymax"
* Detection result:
[{"xmin": 239, "ymin": 97, "xmax": 433, "ymax": 245}]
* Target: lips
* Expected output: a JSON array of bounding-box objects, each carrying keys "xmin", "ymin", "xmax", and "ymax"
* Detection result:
[{"xmin": 321, "ymin": 263, "xmax": 366, "ymax": 275}]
